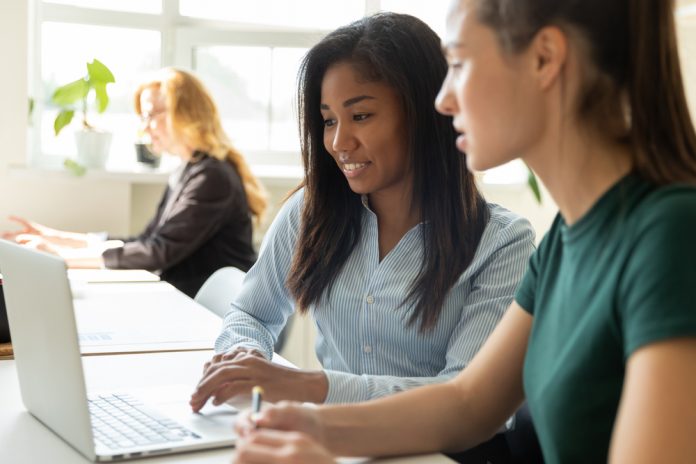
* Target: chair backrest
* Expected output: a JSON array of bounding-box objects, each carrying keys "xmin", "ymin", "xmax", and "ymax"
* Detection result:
[{"xmin": 194, "ymin": 267, "xmax": 246, "ymax": 318}]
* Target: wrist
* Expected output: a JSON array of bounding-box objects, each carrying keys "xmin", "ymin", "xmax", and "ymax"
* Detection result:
[{"xmin": 295, "ymin": 369, "xmax": 329, "ymax": 403}]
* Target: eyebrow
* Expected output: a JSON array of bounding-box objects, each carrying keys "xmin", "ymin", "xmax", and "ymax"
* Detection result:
[{"xmin": 320, "ymin": 95, "xmax": 376, "ymax": 110}]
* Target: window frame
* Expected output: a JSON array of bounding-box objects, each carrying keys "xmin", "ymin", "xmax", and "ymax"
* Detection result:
[
  {"xmin": 31, "ymin": 0, "xmax": 380, "ymax": 171},
  {"xmin": 30, "ymin": 0, "xmax": 527, "ymax": 186}
]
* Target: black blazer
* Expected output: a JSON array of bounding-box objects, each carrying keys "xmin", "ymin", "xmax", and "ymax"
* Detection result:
[{"xmin": 102, "ymin": 153, "xmax": 257, "ymax": 297}]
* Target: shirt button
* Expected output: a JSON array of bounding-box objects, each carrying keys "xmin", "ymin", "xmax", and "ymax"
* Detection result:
[
  {"xmin": 363, "ymin": 345, "xmax": 372, "ymax": 353},
  {"xmin": 366, "ymin": 295, "xmax": 374, "ymax": 304}
]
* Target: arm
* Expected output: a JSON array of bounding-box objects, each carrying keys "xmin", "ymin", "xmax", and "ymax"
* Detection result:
[
  {"xmin": 324, "ymin": 215, "xmax": 535, "ymax": 403},
  {"xmin": 253, "ymin": 303, "xmax": 532, "ymax": 457},
  {"xmin": 10, "ymin": 233, "xmax": 120, "ymax": 269},
  {"xmin": 609, "ymin": 338, "xmax": 696, "ymax": 462},
  {"xmin": 102, "ymin": 162, "xmax": 235, "ymax": 270},
  {"xmin": 609, "ymin": 193, "xmax": 696, "ymax": 462},
  {"xmin": 59, "ymin": 240, "xmax": 124, "ymax": 268},
  {"xmin": 213, "ymin": 191, "xmax": 303, "ymax": 358},
  {"xmin": 3, "ymin": 216, "xmax": 89, "ymax": 248},
  {"xmin": 189, "ymin": 193, "xmax": 304, "ymax": 411}
]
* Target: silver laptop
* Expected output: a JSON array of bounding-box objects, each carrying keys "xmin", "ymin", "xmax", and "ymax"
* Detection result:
[{"xmin": 0, "ymin": 240, "xmax": 237, "ymax": 461}]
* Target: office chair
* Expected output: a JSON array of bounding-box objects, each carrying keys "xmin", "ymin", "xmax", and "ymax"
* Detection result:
[
  {"xmin": 194, "ymin": 267, "xmax": 247, "ymax": 319},
  {"xmin": 194, "ymin": 266, "xmax": 291, "ymax": 353}
]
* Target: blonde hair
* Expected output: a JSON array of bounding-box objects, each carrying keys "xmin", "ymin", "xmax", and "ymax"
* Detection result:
[{"xmin": 134, "ymin": 68, "xmax": 268, "ymax": 221}]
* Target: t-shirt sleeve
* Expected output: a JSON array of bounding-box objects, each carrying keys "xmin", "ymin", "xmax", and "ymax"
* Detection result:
[
  {"xmin": 514, "ymin": 250, "xmax": 538, "ymax": 315},
  {"xmin": 515, "ymin": 219, "xmax": 562, "ymax": 316},
  {"xmin": 619, "ymin": 189, "xmax": 696, "ymax": 358}
]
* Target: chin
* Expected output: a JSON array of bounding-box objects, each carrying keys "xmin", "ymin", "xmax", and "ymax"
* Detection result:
[
  {"xmin": 467, "ymin": 151, "xmax": 511, "ymax": 172},
  {"xmin": 344, "ymin": 180, "xmax": 372, "ymax": 196}
]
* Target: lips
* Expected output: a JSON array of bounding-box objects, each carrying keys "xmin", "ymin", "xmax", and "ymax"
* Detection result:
[
  {"xmin": 341, "ymin": 161, "xmax": 371, "ymax": 179},
  {"xmin": 455, "ymin": 133, "xmax": 468, "ymax": 152},
  {"xmin": 343, "ymin": 162, "xmax": 368, "ymax": 171}
]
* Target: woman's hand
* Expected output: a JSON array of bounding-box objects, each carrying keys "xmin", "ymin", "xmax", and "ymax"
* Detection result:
[
  {"xmin": 2, "ymin": 216, "xmax": 87, "ymax": 248},
  {"xmin": 233, "ymin": 429, "xmax": 335, "ymax": 464},
  {"xmin": 13, "ymin": 234, "xmax": 60, "ymax": 256},
  {"xmin": 190, "ymin": 351, "xmax": 329, "ymax": 412},
  {"xmin": 235, "ymin": 401, "xmax": 326, "ymax": 444},
  {"xmin": 201, "ymin": 347, "xmax": 265, "ymax": 377},
  {"xmin": 2, "ymin": 216, "xmax": 47, "ymax": 241}
]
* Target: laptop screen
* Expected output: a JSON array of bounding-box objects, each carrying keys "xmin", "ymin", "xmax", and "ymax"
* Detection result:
[{"xmin": 0, "ymin": 278, "xmax": 10, "ymax": 344}]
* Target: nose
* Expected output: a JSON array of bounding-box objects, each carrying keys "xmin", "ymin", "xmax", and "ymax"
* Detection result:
[
  {"xmin": 435, "ymin": 71, "xmax": 456, "ymax": 116},
  {"xmin": 331, "ymin": 122, "xmax": 358, "ymax": 153},
  {"xmin": 141, "ymin": 116, "xmax": 160, "ymax": 136}
]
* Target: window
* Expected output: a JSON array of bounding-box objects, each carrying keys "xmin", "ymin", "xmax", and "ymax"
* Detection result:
[
  {"xmin": 40, "ymin": 22, "xmax": 160, "ymax": 168},
  {"xmin": 179, "ymin": 0, "xmax": 364, "ymax": 30},
  {"xmin": 32, "ymin": 0, "xmax": 526, "ymax": 184},
  {"xmin": 42, "ymin": 0, "xmax": 161, "ymax": 14},
  {"xmin": 379, "ymin": 0, "xmax": 449, "ymax": 38}
]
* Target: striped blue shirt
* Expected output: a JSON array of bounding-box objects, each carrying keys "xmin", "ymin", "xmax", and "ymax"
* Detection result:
[{"xmin": 215, "ymin": 189, "xmax": 535, "ymax": 403}]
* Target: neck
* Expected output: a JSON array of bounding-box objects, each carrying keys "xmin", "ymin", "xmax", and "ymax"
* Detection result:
[
  {"xmin": 367, "ymin": 178, "xmax": 421, "ymax": 259},
  {"xmin": 526, "ymin": 125, "xmax": 633, "ymax": 226},
  {"xmin": 368, "ymin": 177, "xmax": 419, "ymax": 222},
  {"xmin": 173, "ymin": 145, "xmax": 196, "ymax": 161}
]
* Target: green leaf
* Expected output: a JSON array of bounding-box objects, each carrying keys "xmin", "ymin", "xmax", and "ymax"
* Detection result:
[
  {"xmin": 93, "ymin": 82, "xmax": 109, "ymax": 113},
  {"xmin": 28, "ymin": 97, "xmax": 34, "ymax": 124},
  {"xmin": 54, "ymin": 109, "xmax": 75, "ymax": 136},
  {"xmin": 52, "ymin": 79, "xmax": 89, "ymax": 106},
  {"xmin": 87, "ymin": 58, "xmax": 115, "ymax": 84},
  {"xmin": 527, "ymin": 167, "xmax": 543, "ymax": 204},
  {"xmin": 63, "ymin": 158, "xmax": 86, "ymax": 177}
]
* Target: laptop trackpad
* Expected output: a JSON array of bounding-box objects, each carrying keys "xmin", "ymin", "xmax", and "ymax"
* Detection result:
[{"xmin": 128, "ymin": 384, "xmax": 239, "ymax": 441}]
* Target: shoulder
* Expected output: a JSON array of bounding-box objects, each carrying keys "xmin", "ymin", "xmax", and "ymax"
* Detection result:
[
  {"xmin": 482, "ymin": 203, "xmax": 536, "ymax": 250},
  {"xmin": 185, "ymin": 155, "xmax": 244, "ymax": 195},
  {"xmin": 272, "ymin": 187, "xmax": 305, "ymax": 228},
  {"xmin": 619, "ymin": 183, "xmax": 696, "ymax": 258},
  {"xmin": 462, "ymin": 203, "xmax": 536, "ymax": 278},
  {"xmin": 631, "ymin": 183, "xmax": 696, "ymax": 230}
]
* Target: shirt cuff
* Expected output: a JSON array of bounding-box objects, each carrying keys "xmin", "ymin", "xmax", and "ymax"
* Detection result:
[
  {"xmin": 221, "ymin": 342, "xmax": 271, "ymax": 360},
  {"xmin": 87, "ymin": 231, "xmax": 108, "ymax": 246},
  {"xmin": 324, "ymin": 370, "xmax": 368, "ymax": 404}
]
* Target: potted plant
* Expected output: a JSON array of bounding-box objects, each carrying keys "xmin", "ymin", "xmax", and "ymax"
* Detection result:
[{"xmin": 52, "ymin": 58, "xmax": 116, "ymax": 169}]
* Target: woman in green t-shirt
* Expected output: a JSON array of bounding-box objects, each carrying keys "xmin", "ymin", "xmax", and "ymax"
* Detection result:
[{"xmin": 230, "ymin": 1, "xmax": 696, "ymax": 463}]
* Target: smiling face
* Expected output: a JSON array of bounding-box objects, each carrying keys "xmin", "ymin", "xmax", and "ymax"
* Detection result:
[
  {"xmin": 435, "ymin": 0, "xmax": 545, "ymax": 171},
  {"xmin": 320, "ymin": 62, "xmax": 411, "ymax": 197}
]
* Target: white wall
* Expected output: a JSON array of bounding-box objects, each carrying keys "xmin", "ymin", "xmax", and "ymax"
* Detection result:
[{"xmin": 0, "ymin": 2, "xmax": 132, "ymax": 237}]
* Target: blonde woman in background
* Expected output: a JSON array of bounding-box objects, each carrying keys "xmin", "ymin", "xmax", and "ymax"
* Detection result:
[{"xmin": 3, "ymin": 68, "xmax": 268, "ymax": 298}]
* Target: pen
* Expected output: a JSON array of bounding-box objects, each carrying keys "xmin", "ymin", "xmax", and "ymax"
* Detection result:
[{"xmin": 251, "ymin": 385, "xmax": 264, "ymax": 429}]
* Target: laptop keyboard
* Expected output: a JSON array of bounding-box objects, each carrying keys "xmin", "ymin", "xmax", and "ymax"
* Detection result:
[{"xmin": 88, "ymin": 393, "xmax": 200, "ymax": 450}]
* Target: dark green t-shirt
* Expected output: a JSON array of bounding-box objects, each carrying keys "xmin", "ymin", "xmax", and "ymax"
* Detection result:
[{"xmin": 515, "ymin": 174, "xmax": 696, "ymax": 463}]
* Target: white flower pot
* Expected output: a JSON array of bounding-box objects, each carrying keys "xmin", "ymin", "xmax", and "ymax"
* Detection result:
[{"xmin": 74, "ymin": 130, "xmax": 112, "ymax": 169}]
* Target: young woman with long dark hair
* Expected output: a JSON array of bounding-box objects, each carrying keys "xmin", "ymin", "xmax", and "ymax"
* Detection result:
[{"xmin": 190, "ymin": 12, "xmax": 533, "ymax": 411}]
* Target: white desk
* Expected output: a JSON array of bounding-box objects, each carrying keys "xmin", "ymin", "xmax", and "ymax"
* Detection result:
[
  {"xmin": 0, "ymin": 350, "xmax": 454, "ymax": 463},
  {"xmin": 72, "ymin": 280, "xmax": 222, "ymax": 355}
]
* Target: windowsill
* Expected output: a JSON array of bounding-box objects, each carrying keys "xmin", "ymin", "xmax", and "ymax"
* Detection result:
[
  {"xmin": 7, "ymin": 163, "xmax": 304, "ymax": 186},
  {"xmin": 8, "ymin": 161, "xmax": 529, "ymax": 191}
]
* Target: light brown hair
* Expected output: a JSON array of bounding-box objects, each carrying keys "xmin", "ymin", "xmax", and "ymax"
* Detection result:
[
  {"xmin": 134, "ymin": 68, "xmax": 268, "ymax": 220},
  {"xmin": 475, "ymin": 0, "xmax": 696, "ymax": 184}
]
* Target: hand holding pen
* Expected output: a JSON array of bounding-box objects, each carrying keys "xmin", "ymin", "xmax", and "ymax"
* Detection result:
[{"xmin": 233, "ymin": 389, "xmax": 335, "ymax": 464}]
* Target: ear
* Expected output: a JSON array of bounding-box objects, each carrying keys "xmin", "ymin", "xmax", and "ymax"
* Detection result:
[{"xmin": 530, "ymin": 26, "xmax": 568, "ymax": 90}]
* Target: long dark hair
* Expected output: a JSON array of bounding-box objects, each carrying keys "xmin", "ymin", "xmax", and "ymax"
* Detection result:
[
  {"xmin": 475, "ymin": 0, "xmax": 696, "ymax": 184},
  {"xmin": 287, "ymin": 12, "xmax": 489, "ymax": 332}
]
